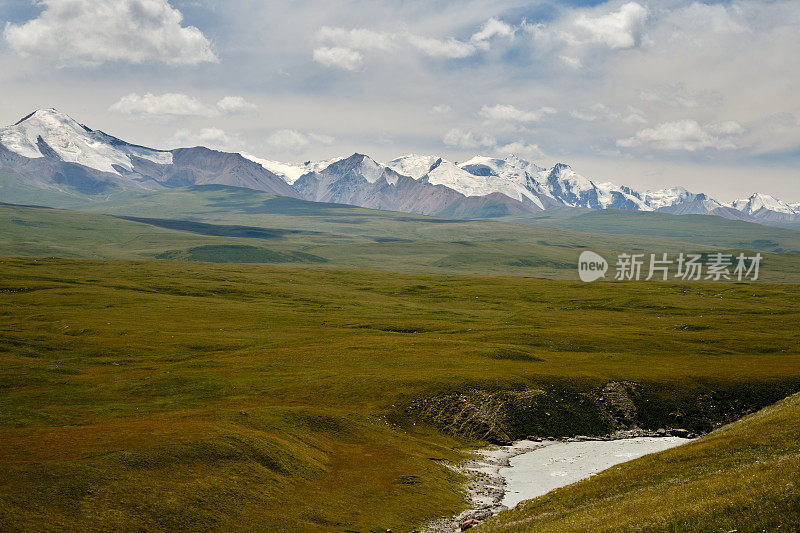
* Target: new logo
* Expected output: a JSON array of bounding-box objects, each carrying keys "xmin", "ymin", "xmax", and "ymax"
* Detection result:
[{"xmin": 578, "ymin": 251, "xmax": 608, "ymax": 282}]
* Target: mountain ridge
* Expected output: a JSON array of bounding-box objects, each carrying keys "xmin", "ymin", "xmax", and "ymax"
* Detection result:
[{"xmin": 1, "ymin": 108, "xmax": 798, "ymax": 225}]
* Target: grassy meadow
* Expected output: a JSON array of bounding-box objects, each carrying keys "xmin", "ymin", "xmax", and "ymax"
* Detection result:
[
  {"xmin": 2, "ymin": 186, "xmax": 800, "ymax": 530},
  {"xmin": 1, "ymin": 258, "xmax": 800, "ymax": 531},
  {"xmin": 4, "ymin": 185, "xmax": 800, "ymax": 282}
]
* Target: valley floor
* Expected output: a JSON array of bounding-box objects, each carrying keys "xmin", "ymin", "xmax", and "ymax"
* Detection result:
[{"xmin": 1, "ymin": 258, "xmax": 799, "ymax": 531}]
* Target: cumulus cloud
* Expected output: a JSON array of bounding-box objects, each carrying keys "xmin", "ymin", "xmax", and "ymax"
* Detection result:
[
  {"xmin": 443, "ymin": 129, "xmax": 497, "ymax": 149},
  {"xmin": 623, "ymin": 110, "xmax": 648, "ymax": 124},
  {"xmin": 171, "ymin": 128, "xmax": 242, "ymax": 151},
  {"xmin": 216, "ymin": 96, "xmax": 259, "ymax": 115},
  {"xmin": 313, "ymin": 18, "xmax": 517, "ymax": 69},
  {"xmin": 110, "ymin": 93, "xmax": 258, "ymax": 118},
  {"xmin": 110, "ymin": 93, "xmax": 215, "ymax": 117},
  {"xmin": 317, "ymin": 27, "xmax": 393, "ymax": 51},
  {"xmin": 707, "ymin": 121, "xmax": 746, "ymax": 136},
  {"xmin": 638, "ymin": 85, "xmax": 721, "ymax": 109},
  {"xmin": 569, "ymin": 103, "xmax": 618, "ymax": 122},
  {"xmin": 523, "ymin": 1, "xmax": 650, "ymax": 69},
  {"xmin": 443, "ymin": 128, "xmax": 544, "ymax": 160},
  {"xmin": 569, "ymin": 103, "xmax": 647, "ymax": 125},
  {"xmin": 495, "ymin": 141, "xmax": 544, "ymax": 160},
  {"xmin": 480, "ymin": 104, "xmax": 556, "ymax": 123},
  {"xmin": 313, "ymin": 47, "xmax": 363, "ymax": 70},
  {"xmin": 264, "ymin": 129, "xmax": 335, "ymax": 154},
  {"xmin": 471, "ymin": 18, "xmax": 515, "ymax": 48},
  {"xmin": 617, "ymin": 120, "xmax": 745, "ymax": 151},
  {"xmin": 4, "ymin": 0, "xmax": 217, "ymax": 67},
  {"xmin": 573, "ymin": 2, "xmax": 649, "ymax": 50},
  {"xmin": 663, "ymin": 2, "xmax": 747, "ymax": 40},
  {"xmin": 404, "ymin": 33, "xmax": 476, "ymax": 59}
]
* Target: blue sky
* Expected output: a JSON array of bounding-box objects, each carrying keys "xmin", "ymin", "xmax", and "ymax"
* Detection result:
[{"xmin": 0, "ymin": 0, "xmax": 798, "ymax": 201}]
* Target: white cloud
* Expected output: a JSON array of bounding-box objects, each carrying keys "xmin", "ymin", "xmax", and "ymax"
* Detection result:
[
  {"xmin": 432, "ymin": 104, "xmax": 453, "ymax": 115},
  {"xmin": 314, "ymin": 17, "xmax": 517, "ymax": 67},
  {"xmin": 569, "ymin": 103, "xmax": 647, "ymax": 125},
  {"xmin": 317, "ymin": 26, "xmax": 478, "ymax": 59},
  {"xmin": 216, "ymin": 96, "xmax": 259, "ymax": 115},
  {"xmin": 569, "ymin": 103, "xmax": 618, "ymax": 122},
  {"xmin": 171, "ymin": 128, "xmax": 242, "ymax": 151},
  {"xmin": 313, "ymin": 47, "xmax": 363, "ymax": 70},
  {"xmin": 664, "ymin": 2, "xmax": 747, "ymax": 40},
  {"xmin": 471, "ymin": 18, "xmax": 515, "ymax": 49},
  {"xmin": 617, "ymin": 120, "xmax": 745, "ymax": 152},
  {"xmin": 573, "ymin": 2, "xmax": 649, "ymax": 50},
  {"xmin": 110, "ymin": 93, "xmax": 258, "ymax": 118},
  {"xmin": 110, "ymin": 93, "xmax": 215, "ymax": 117},
  {"xmin": 707, "ymin": 121, "xmax": 746, "ymax": 136},
  {"xmin": 4, "ymin": 0, "xmax": 217, "ymax": 67},
  {"xmin": 480, "ymin": 104, "xmax": 557, "ymax": 123},
  {"xmin": 560, "ymin": 55, "xmax": 583, "ymax": 69},
  {"xmin": 403, "ymin": 33, "xmax": 476, "ymax": 59},
  {"xmin": 623, "ymin": 112, "xmax": 648, "ymax": 124},
  {"xmin": 570, "ymin": 110, "xmax": 598, "ymax": 122},
  {"xmin": 264, "ymin": 129, "xmax": 335, "ymax": 154},
  {"xmin": 317, "ymin": 27, "xmax": 394, "ymax": 51},
  {"xmin": 443, "ymin": 128, "xmax": 496, "ymax": 149},
  {"xmin": 523, "ymin": 1, "xmax": 650, "ymax": 66},
  {"xmin": 638, "ymin": 85, "xmax": 721, "ymax": 109},
  {"xmin": 443, "ymin": 128, "xmax": 544, "ymax": 159},
  {"xmin": 496, "ymin": 141, "xmax": 544, "ymax": 160}
]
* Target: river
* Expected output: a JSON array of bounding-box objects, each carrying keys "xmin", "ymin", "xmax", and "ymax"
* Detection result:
[{"xmin": 499, "ymin": 436, "xmax": 691, "ymax": 508}]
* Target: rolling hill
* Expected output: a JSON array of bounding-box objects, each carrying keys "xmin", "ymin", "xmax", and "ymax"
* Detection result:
[{"xmin": 3, "ymin": 185, "xmax": 800, "ymax": 281}]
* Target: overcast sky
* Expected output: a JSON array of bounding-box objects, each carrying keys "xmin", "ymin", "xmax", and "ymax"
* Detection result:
[{"xmin": 0, "ymin": 0, "xmax": 798, "ymax": 201}]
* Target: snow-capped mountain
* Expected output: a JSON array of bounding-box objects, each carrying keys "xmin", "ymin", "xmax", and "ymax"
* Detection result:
[
  {"xmin": 1, "ymin": 108, "xmax": 798, "ymax": 225},
  {"xmin": 732, "ymin": 193, "xmax": 800, "ymax": 216},
  {"xmin": 728, "ymin": 193, "xmax": 800, "ymax": 224},
  {"xmin": 387, "ymin": 154, "xmax": 549, "ymax": 209},
  {"xmin": 291, "ymin": 153, "xmax": 537, "ymax": 217},
  {"xmin": 542, "ymin": 163, "xmax": 650, "ymax": 211},
  {"xmin": 288, "ymin": 152, "xmax": 800, "ymax": 224},
  {"xmin": 644, "ymin": 186, "xmax": 725, "ymax": 215},
  {"xmin": 0, "ymin": 108, "xmax": 173, "ymax": 174},
  {"xmin": 241, "ymin": 153, "xmax": 345, "ymax": 185},
  {"xmin": 644, "ymin": 186, "xmax": 697, "ymax": 210},
  {"xmin": 385, "ymin": 154, "xmax": 652, "ymax": 211},
  {"xmin": 0, "ymin": 109, "xmax": 297, "ymax": 198}
]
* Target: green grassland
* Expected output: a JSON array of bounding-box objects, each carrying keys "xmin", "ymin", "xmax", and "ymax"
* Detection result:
[
  {"xmin": 481, "ymin": 390, "xmax": 800, "ymax": 532},
  {"xmin": 81, "ymin": 184, "xmax": 800, "ymax": 252},
  {"xmin": 2, "ymin": 184, "xmax": 800, "ymax": 530},
  {"xmin": 518, "ymin": 208, "xmax": 800, "ymax": 251},
  {"xmin": 3, "ymin": 185, "xmax": 800, "ymax": 282},
  {"xmin": 1, "ymin": 258, "xmax": 800, "ymax": 531}
]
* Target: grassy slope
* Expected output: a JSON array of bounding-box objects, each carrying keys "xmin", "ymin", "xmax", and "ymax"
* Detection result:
[
  {"xmin": 517, "ymin": 208, "xmax": 800, "ymax": 252},
  {"xmin": 1, "ymin": 258, "xmax": 800, "ymax": 531},
  {"xmin": 84, "ymin": 185, "xmax": 800, "ymax": 250},
  {"xmin": 482, "ymin": 391, "xmax": 800, "ymax": 532},
  {"xmin": 3, "ymin": 187, "xmax": 800, "ymax": 281}
]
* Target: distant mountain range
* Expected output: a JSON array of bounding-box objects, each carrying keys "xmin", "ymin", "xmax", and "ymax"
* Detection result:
[{"xmin": 1, "ymin": 108, "xmax": 798, "ymax": 226}]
